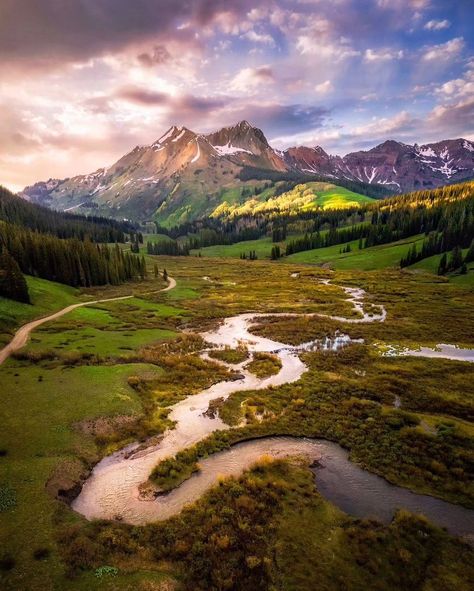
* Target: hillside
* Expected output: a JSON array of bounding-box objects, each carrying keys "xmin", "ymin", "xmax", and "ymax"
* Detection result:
[
  {"xmin": 0, "ymin": 186, "xmax": 146, "ymax": 301},
  {"xmin": 210, "ymin": 182, "xmax": 374, "ymax": 220},
  {"xmin": 184, "ymin": 181, "xmax": 474, "ymax": 283}
]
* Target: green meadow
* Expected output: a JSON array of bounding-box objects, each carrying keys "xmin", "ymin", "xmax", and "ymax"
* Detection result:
[{"xmin": 1, "ymin": 254, "xmax": 473, "ymax": 590}]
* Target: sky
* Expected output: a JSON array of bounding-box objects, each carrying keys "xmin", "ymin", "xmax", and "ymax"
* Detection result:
[{"xmin": 0, "ymin": 0, "xmax": 473, "ymax": 192}]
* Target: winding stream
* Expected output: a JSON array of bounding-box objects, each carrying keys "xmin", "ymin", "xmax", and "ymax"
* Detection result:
[{"xmin": 69, "ymin": 278, "xmax": 474, "ymax": 535}]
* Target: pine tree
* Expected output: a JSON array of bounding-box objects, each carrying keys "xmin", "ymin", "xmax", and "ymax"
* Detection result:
[
  {"xmin": 154, "ymin": 263, "xmax": 159, "ymax": 278},
  {"xmin": 438, "ymin": 252, "xmax": 447, "ymax": 275},
  {"xmin": 448, "ymin": 245, "xmax": 463, "ymax": 271},
  {"xmin": 0, "ymin": 249, "xmax": 30, "ymax": 303},
  {"xmin": 464, "ymin": 239, "xmax": 474, "ymax": 264}
]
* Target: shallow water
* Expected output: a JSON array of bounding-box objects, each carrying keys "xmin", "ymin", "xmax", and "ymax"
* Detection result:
[
  {"xmin": 73, "ymin": 279, "xmax": 473, "ymax": 534},
  {"xmin": 402, "ymin": 343, "xmax": 474, "ymax": 363}
]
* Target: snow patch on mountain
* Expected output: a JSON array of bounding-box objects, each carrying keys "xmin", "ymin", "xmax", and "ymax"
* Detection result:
[
  {"xmin": 191, "ymin": 140, "xmax": 201, "ymax": 163},
  {"xmin": 212, "ymin": 142, "xmax": 252, "ymax": 156},
  {"xmin": 172, "ymin": 128, "xmax": 186, "ymax": 142},
  {"xmin": 463, "ymin": 140, "xmax": 474, "ymax": 152}
]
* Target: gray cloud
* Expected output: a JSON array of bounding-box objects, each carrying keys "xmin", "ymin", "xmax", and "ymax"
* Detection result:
[
  {"xmin": 0, "ymin": 0, "xmax": 258, "ymax": 70},
  {"xmin": 137, "ymin": 45, "xmax": 172, "ymax": 67},
  {"xmin": 117, "ymin": 86, "xmax": 169, "ymax": 105}
]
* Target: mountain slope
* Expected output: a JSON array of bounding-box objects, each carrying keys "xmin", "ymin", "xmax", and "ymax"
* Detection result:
[
  {"xmin": 283, "ymin": 138, "xmax": 474, "ymax": 193},
  {"xmin": 21, "ymin": 122, "xmax": 290, "ymax": 225},
  {"xmin": 20, "ymin": 120, "xmax": 474, "ymax": 226}
]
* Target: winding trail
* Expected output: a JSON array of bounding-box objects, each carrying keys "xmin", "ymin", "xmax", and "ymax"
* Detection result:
[{"xmin": 0, "ymin": 274, "xmax": 175, "ymax": 366}]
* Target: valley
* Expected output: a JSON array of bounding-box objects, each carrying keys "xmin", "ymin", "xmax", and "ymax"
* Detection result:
[
  {"xmin": 1, "ymin": 250, "xmax": 474, "ymax": 590},
  {"xmin": 2, "ymin": 3, "xmax": 474, "ymax": 589}
]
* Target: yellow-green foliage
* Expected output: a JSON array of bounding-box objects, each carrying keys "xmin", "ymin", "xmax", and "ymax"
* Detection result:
[
  {"xmin": 210, "ymin": 182, "xmax": 373, "ymax": 219},
  {"xmin": 208, "ymin": 345, "xmax": 249, "ymax": 364},
  {"xmin": 246, "ymin": 352, "xmax": 282, "ymax": 378}
]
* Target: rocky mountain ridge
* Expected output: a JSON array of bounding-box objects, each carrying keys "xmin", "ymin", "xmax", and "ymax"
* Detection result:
[{"xmin": 20, "ymin": 121, "xmax": 474, "ymax": 223}]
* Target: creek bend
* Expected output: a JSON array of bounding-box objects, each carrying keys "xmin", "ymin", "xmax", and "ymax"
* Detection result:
[{"xmin": 72, "ymin": 281, "xmax": 474, "ymax": 537}]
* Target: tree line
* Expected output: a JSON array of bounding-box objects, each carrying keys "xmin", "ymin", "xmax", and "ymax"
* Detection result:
[
  {"xmin": 1, "ymin": 221, "xmax": 147, "ymax": 288},
  {"xmin": 0, "ymin": 185, "xmax": 133, "ymax": 243}
]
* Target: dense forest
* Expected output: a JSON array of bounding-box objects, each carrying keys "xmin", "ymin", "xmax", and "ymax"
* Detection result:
[
  {"xmin": 281, "ymin": 182, "xmax": 474, "ymax": 268},
  {"xmin": 0, "ymin": 187, "xmax": 146, "ymax": 302},
  {"xmin": 150, "ymin": 181, "xmax": 474, "ymax": 271}
]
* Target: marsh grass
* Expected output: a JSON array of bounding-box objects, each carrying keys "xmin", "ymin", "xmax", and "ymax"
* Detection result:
[
  {"xmin": 1, "ymin": 256, "xmax": 474, "ymax": 590},
  {"xmin": 246, "ymin": 352, "xmax": 282, "ymax": 378},
  {"xmin": 208, "ymin": 345, "xmax": 249, "ymax": 364}
]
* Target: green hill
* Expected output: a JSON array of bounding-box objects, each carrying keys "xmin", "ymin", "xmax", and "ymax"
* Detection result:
[{"xmin": 210, "ymin": 182, "xmax": 374, "ymax": 220}]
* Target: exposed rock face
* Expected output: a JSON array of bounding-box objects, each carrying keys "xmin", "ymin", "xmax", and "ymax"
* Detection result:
[
  {"xmin": 282, "ymin": 138, "xmax": 474, "ymax": 193},
  {"xmin": 20, "ymin": 121, "xmax": 289, "ymax": 221},
  {"xmin": 204, "ymin": 120, "xmax": 287, "ymax": 172},
  {"xmin": 20, "ymin": 120, "xmax": 474, "ymax": 223}
]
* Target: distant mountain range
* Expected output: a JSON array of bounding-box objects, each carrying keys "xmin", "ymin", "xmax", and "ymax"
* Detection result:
[{"xmin": 20, "ymin": 120, "xmax": 474, "ymax": 225}]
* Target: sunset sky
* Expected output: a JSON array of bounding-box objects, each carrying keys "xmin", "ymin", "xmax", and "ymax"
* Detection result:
[{"xmin": 1, "ymin": 0, "xmax": 473, "ymax": 191}]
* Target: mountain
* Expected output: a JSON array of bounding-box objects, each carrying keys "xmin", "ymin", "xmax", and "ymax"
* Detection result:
[
  {"xmin": 20, "ymin": 120, "xmax": 474, "ymax": 225},
  {"xmin": 21, "ymin": 121, "xmax": 290, "ymax": 225},
  {"xmin": 283, "ymin": 138, "xmax": 474, "ymax": 193}
]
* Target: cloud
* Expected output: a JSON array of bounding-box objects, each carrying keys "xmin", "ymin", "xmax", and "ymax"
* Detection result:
[
  {"xmin": 296, "ymin": 36, "xmax": 360, "ymax": 60},
  {"xmin": 422, "ymin": 37, "xmax": 464, "ymax": 61},
  {"xmin": 243, "ymin": 103, "xmax": 329, "ymax": 136},
  {"xmin": 314, "ymin": 80, "xmax": 334, "ymax": 94},
  {"xmin": 230, "ymin": 65, "xmax": 275, "ymax": 93},
  {"xmin": 242, "ymin": 30, "xmax": 275, "ymax": 45},
  {"xmin": 117, "ymin": 87, "xmax": 169, "ymax": 105},
  {"xmin": 0, "ymin": 0, "xmax": 257, "ymax": 71},
  {"xmin": 364, "ymin": 48, "xmax": 404, "ymax": 62},
  {"xmin": 434, "ymin": 61, "xmax": 474, "ymax": 100},
  {"xmin": 427, "ymin": 99, "xmax": 474, "ymax": 137},
  {"xmin": 137, "ymin": 45, "xmax": 172, "ymax": 67},
  {"xmin": 424, "ymin": 19, "xmax": 451, "ymax": 31}
]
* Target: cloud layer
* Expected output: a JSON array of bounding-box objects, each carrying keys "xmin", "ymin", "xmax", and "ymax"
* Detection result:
[{"xmin": 0, "ymin": 0, "xmax": 472, "ymax": 190}]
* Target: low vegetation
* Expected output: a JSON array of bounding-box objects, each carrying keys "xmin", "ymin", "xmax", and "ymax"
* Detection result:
[
  {"xmin": 246, "ymin": 352, "xmax": 282, "ymax": 378},
  {"xmin": 208, "ymin": 346, "xmax": 249, "ymax": 364},
  {"xmin": 1, "ymin": 255, "xmax": 473, "ymax": 590},
  {"xmin": 55, "ymin": 459, "xmax": 474, "ymax": 591}
]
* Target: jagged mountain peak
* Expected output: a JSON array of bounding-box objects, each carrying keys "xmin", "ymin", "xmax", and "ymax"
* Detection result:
[
  {"xmin": 20, "ymin": 123, "xmax": 474, "ymax": 223},
  {"xmin": 152, "ymin": 125, "xmax": 196, "ymax": 148}
]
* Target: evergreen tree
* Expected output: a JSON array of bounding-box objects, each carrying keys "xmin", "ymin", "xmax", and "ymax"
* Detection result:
[
  {"xmin": 438, "ymin": 253, "xmax": 447, "ymax": 275},
  {"xmin": 464, "ymin": 239, "xmax": 474, "ymax": 264},
  {"xmin": 0, "ymin": 248, "xmax": 30, "ymax": 303},
  {"xmin": 448, "ymin": 245, "xmax": 463, "ymax": 271},
  {"xmin": 271, "ymin": 245, "xmax": 281, "ymax": 260}
]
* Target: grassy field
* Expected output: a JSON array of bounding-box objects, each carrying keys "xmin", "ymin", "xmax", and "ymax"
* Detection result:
[
  {"xmin": 303, "ymin": 182, "xmax": 374, "ymax": 209},
  {"xmin": 285, "ymin": 235, "xmax": 426, "ymax": 269},
  {"xmin": 0, "ymin": 277, "xmax": 80, "ymax": 345},
  {"xmin": 191, "ymin": 235, "xmax": 278, "ymax": 259},
  {"xmin": 1, "ymin": 257, "xmax": 473, "ymax": 590},
  {"xmin": 0, "ymin": 360, "xmax": 163, "ymax": 590},
  {"xmin": 24, "ymin": 298, "xmax": 182, "ymax": 357}
]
